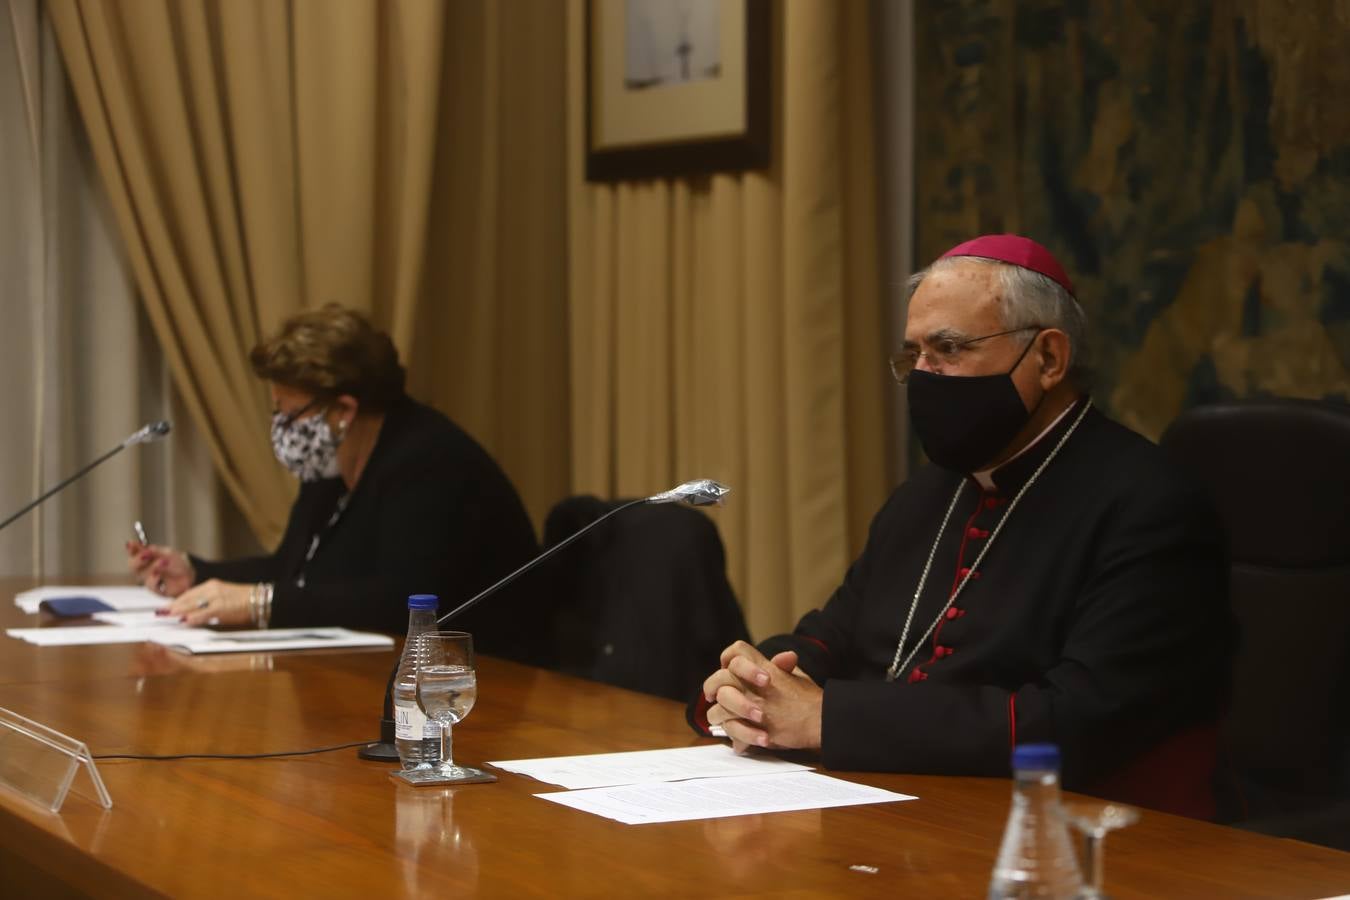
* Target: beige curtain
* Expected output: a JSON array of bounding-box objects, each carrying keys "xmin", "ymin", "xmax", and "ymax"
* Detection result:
[
  {"xmin": 406, "ymin": 0, "xmax": 570, "ymax": 530},
  {"xmin": 566, "ymin": 1, "xmax": 889, "ymax": 638},
  {"xmin": 47, "ymin": 0, "xmax": 447, "ymax": 545},
  {"xmin": 1, "ymin": 0, "xmax": 228, "ymax": 578}
]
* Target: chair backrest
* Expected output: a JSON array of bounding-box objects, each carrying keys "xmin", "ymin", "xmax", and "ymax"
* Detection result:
[
  {"xmin": 1160, "ymin": 398, "xmax": 1350, "ymax": 810},
  {"xmin": 540, "ymin": 495, "xmax": 750, "ymax": 702}
]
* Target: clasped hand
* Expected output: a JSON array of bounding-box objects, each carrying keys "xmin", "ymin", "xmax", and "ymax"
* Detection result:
[{"xmin": 702, "ymin": 641, "xmax": 823, "ymax": 755}]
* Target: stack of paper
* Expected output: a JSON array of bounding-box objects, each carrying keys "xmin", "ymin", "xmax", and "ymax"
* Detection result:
[
  {"xmin": 14, "ymin": 585, "xmax": 164, "ymax": 615},
  {"xmin": 92, "ymin": 611, "xmax": 172, "ymax": 627},
  {"xmin": 9, "ymin": 584, "xmax": 191, "ymax": 646},
  {"xmin": 149, "ymin": 627, "xmax": 394, "ymax": 654},
  {"xmin": 487, "ymin": 744, "xmax": 916, "ymax": 825},
  {"xmin": 7, "ymin": 623, "xmax": 206, "ymax": 646},
  {"xmin": 490, "ymin": 743, "xmax": 808, "ymax": 788},
  {"xmin": 9, "ymin": 587, "xmax": 393, "ymax": 653}
]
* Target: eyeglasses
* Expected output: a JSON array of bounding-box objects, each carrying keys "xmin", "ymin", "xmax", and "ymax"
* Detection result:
[
  {"xmin": 888, "ymin": 326, "xmax": 1041, "ymax": 384},
  {"xmin": 273, "ymin": 398, "xmax": 323, "ymax": 429}
]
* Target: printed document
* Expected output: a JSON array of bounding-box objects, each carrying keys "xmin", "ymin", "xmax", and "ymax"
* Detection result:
[
  {"xmin": 149, "ymin": 627, "xmax": 394, "ymax": 654},
  {"xmin": 536, "ymin": 770, "xmax": 917, "ymax": 824},
  {"xmin": 7, "ymin": 624, "xmax": 204, "ymax": 646},
  {"xmin": 489, "ymin": 743, "xmax": 810, "ymax": 790}
]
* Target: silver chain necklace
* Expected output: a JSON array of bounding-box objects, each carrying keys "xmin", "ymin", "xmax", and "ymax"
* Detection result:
[{"xmin": 885, "ymin": 398, "xmax": 1093, "ymax": 682}]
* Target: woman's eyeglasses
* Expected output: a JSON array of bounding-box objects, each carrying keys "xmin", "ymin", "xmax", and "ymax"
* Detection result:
[{"xmin": 273, "ymin": 398, "xmax": 323, "ymax": 428}]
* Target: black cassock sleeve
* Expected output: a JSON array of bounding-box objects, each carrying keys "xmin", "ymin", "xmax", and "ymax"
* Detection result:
[{"xmin": 759, "ymin": 478, "xmax": 1227, "ymax": 787}]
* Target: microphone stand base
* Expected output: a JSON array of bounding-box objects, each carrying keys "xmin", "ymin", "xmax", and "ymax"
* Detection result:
[{"xmin": 357, "ymin": 741, "xmax": 400, "ymax": 762}]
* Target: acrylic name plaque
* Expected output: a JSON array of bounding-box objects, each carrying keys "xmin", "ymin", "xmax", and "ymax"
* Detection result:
[{"xmin": 0, "ymin": 707, "xmax": 113, "ymax": 812}]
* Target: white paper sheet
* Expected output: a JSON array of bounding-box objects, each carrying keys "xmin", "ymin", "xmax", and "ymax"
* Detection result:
[
  {"xmin": 7, "ymin": 624, "xmax": 205, "ymax": 645},
  {"xmin": 14, "ymin": 585, "xmax": 165, "ymax": 615},
  {"xmin": 149, "ymin": 626, "xmax": 394, "ymax": 654},
  {"xmin": 536, "ymin": 770, "xmax": 917, "ymax": 824},
  {"xmin": 91, "ymin": 611, "xmax": 175, "ymax": 627},
  {"xmin": 488, "ymin": 743, "xmax": 812, "ymax": 790}
]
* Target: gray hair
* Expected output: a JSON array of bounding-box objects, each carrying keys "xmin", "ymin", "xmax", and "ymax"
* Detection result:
[{"xmin": 906, "ymin": 256, "xmax": 1092, "ymax": 389}]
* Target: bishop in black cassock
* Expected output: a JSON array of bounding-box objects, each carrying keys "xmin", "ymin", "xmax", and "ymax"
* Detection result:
[{"xmin": 693, "ymin": 235, "xmax": 1231, "ymax": 819}]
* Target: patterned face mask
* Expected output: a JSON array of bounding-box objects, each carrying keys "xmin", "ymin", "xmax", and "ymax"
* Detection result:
[{"xmin": 271, "ymin": 405, "xmax": 344, "ymax": 482}]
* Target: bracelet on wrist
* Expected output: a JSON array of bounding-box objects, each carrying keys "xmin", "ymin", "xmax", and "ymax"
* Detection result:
[{"xmin": 257, "ymin": 582, "xmax": 274, "ymax": 629}]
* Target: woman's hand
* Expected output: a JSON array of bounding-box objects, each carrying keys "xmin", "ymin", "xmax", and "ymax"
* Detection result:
[
  {"xmin": 165, "ymin": 579, "xmax": 254, "ymax": 627},
  {"xmin": 126, "ymin": 542, "xmax": 195, "ymax": 597}
]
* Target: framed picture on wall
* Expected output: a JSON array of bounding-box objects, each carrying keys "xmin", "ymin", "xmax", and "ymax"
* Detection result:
[{"xmin": 586, "ymin": 0, "xmax": 770, "ymax": 181}]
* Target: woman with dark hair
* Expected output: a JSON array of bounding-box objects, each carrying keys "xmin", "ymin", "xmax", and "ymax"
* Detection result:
[{"xmin": 127, "ymin": 305, "xmax": 542, "ymax": 658}]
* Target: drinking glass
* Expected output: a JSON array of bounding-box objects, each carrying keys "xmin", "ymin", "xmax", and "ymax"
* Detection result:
[
  {"xmin": 392, "ymin": 631, "xmax": 495, "ymax": 786},
  {"xmin": 1060, "ymin": 802, "xmax": 1140, "ymax": 899}
]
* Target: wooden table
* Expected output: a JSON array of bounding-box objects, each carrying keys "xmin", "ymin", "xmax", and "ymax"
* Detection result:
[{"xmin": 1, "ymin": 579, "xmax": 1347, "ymax": 898}]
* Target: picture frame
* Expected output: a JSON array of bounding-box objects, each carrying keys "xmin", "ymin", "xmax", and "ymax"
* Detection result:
[{"xmin": 585, "ymin": 0, "xmax": 770, "ymax": 181}]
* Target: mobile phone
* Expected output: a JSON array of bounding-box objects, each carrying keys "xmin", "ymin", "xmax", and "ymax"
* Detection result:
[{"xmin": 39, "ymin": 596, "xmax": 115, "ymax": 617}]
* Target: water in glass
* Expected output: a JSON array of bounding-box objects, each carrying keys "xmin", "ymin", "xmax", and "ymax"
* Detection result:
[{"xmin": 417, "ymin": 665, "xmax": 477, "ymax": 725}]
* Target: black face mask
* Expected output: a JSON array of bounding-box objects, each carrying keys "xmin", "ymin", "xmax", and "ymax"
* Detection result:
[{"xmin": 906, "ymin": 334, "xmax": 1041, "ymax": 473}]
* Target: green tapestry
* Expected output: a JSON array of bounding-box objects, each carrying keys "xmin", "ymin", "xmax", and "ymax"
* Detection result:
[{"xmin": 914, "ymin": 0, "xmax": 1350, "ymax": 440}]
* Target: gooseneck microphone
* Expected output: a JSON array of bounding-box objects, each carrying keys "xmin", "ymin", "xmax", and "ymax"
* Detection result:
[
  {"xmin": 0, "ymin": 421, "xmax": 172, "ymax": 533},
  {"xmin": 357, "ymin": 479, "xmax": 731, "ymax": 762},
  {"xmin": 435, "ymin": 479, "xmax": 731, "ymax": 626}
]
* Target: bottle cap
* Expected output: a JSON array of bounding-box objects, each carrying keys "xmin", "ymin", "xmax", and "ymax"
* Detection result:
[
  {"xmin": 1011, "ymin": 743, "xmax": 1060, "ymax": 771},
  {"xmin": 407, "ymin": 594, "xmax": 439, "ymax": 610}
]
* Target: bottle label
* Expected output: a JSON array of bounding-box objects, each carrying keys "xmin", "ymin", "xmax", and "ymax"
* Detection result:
[{"xmin": 394, "ymin": 701, "xmax": 426, "ymax": 741}]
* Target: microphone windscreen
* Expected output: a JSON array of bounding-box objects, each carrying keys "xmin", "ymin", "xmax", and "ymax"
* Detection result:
[
  {"xmin": 647, "ymin": 479, "xmax": 731, "ymax": 506},
  {"xmin": 124, "ymin": 421, "xmax": 173, "ymax": 446}
]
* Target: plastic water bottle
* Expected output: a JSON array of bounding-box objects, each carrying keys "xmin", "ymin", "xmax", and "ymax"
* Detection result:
[
  {"xmin": 394, "ymin": 594, "xmax": 442, "ymax": 770},
  {"xmin": 988, "ymin": 743, "xmax": 1084, "ymax": 899}
]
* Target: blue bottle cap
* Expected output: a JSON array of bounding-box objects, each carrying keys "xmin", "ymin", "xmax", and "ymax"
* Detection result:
[
  {"xmin": 1011, "ymin": 743, "xmax": 1060, "ymax": 771},
  {"xmin": 407, "ymin": 594, "xmax": 439, "ymax": 610}
]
